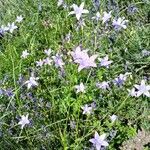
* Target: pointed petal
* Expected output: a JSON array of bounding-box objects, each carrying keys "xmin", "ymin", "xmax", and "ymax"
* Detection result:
[
  {"xmin": 99, "ymin": 133, "xmax": 106, "ymax": 140},
  {"xmin": 78, "ymin": 65, "xmax": 84, "ymax": 72},
  {"xmin": 80, "ymin": 2, "xmax": 84, "ymax": 10},
  {"xmin": 68, "ymin": 11, "xmax": 75, "ymax": 16},
  {"xmin": 101, "ymin": 141, "xmax": 109, "ymax": 147},
  {"xmin": 76, "ymin": 13, "xmax": 81, "ymax": 20},
  {"xmin": 82, "ymin": 9, "xmax": 89, "ymax": 14}
]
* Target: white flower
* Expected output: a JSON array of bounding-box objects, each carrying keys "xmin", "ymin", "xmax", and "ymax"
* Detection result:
[
  {"xmin": 69, "ymin": 2, "xmax": 89, "ymax": 20},
  {"xmin": 112, "ymin": 17, "xmax": 129, "ymax": 29},
  {"xmin": 92, "ymin": 12, "xmax": 101, "ymax": 21},
  {"xmin": 52, "ymin": 54, "xmax": 64, "ymax": 68},
  {"xmin": 18, "ymin": 114, "xmax": 30, "ymax": 129},
  {"xmin": 36, "ymin": 59, "xmax": 44, "ymax": 67},
  {"xmin": 99, "ymin": 55, "xmax": 113, "ymax": 68},
  {"xmin": 25, "ymin": 74, "xmax": 39, "ymax": 89},
  {"xmin": 44, "ymin": 57, "xmax": 53, "ymax": 65},
  {"xmin": 89, "ymin": 132, "xmax": 109, "ymax": 150},
  {"xmin": 96, "ymin": 81, "xmax": 109, "ymax": 90},
  {"xmin": 134, "ymin": 80, "xmax": 150, "ymax": 97},
  {"xmin": 75, "ymin": 82, "xmax": 85, "ymax": 93},
  {"xmin": 1, "ymin": 25, "xmax": 9, "ymax": 32},
  {"xmin": 21, "ymin": 50, "xmax": 30, "ymax": 59},
  {"xmin": 81, "ymin": 104, "xmax": 92, "ymax": 115},
  {"xmin": 44, "ymin": 48, "xmax": 51, "ymax": 56},
  {"xmin": 16, "ymin": 15, "xmax": 23, "ymax": 23},
  {"xmin": 102, "ymin": 11, "xmax": 111, "ymax": 23},
  {"xmin": 128, "ymin": 88, "xmax": 137, "ymax": 97},
  {"xmin": 7, "ymin": 22, "xmax": 18, "ymax": 33},
  {"xmin": 110, "ymin": 114, "xmax": 117, "ymax": 123},
  {"xmin": 57, "ymin": 0, "xmax": 63, "ymax": 7}
]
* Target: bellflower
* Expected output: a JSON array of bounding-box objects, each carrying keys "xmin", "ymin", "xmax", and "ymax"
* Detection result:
[
  {"xmin": 21, "ymin": 50, "xmax": 30, "ymax": 59},
  {"xmin": 36, "ymin": 59, "xmax": 44, "ymax": 67},
  {"xmin": 110, "ymin": 114, "xmax": 117, "ymax": 123},
  {"xmin": 44, "ymin": 48, "xmax": 51, "ymax": 56},
  {"xmin": 25, "ymin": 74, "xmax": 39, "ymax": 89},
  {"xmin": 16, "ymin": 15, "xmax": 23, "ymax": 23},
  {"xmin": 128, "ymin": 88, "xmax": 137, "ymax": 97},
  {"xmin": 52, "ymin": 54, "xmax": 64, "ymax": 68},
  {"xmin": 7, "ymin": 22, "xmax": 18, "ymax": 33},
  {"xmin": 92, "ymin": 12, "xmax": 101, "ymax": 21},
  {"xmin": 81, "ymin": 104, "xmax": 92, "ymax": 115},
  {"xmin": 89, "ymin": 132, "xmax": 109, "ymax": 150},
  {"xmin": 18, "ymin": 114, "xmax": 30, "ymax": 129},
  {"xmin": 44, "ymin": 57, "xmax": 53, "ymax": 65},
  {"xmin": 69, "ymin": 2, "xmax": 89, "ymax": 20},
  {"xmin": 134, "ymin": 80, "xmax": 150, "ymax": 97},
  {"xmin": 102, "ymin": 11, "xmax": 111, "ymax": 23},
  {"xmin": 112, "ymin": 17, "xmax": 129, "ymax": 30},
  {"xmin": 99, "ymin": 55, "xmax": 112, "ymax": 68},
  {"xmin": 96, "ymin": 81, "xmax": 110, "ymax": 90},
  {"xmin": 75, "ymin": 82, "xmax": 85, "ymax": 93},
  {"xmin": 78, "ymin": 54, "xmax": 98, "ymax": 72}
]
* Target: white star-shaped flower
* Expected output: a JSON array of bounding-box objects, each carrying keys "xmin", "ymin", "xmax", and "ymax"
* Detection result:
[
  {"xmin": 110, "ymin": 114, "xmax": 117, "ymax": 123},
  {"xmin": 25, "ymin": 74, "xmax": 39, "ymax": 89},
  {"xmin": 102, "ymin": 11, "xmax": 111, "ymax": 23},
  {"xmin": 92, "ymin": 12, "xmax": 101, "ymax": 21},
  {"xmin": 16, "ymin": 15, "xmax": 23, "ymax": 23},
  {"xmin": 96, "ymin": 81, "xmax": 109, "ymax": 90},
  {"xmin": 7, "ymin": 22, "xmax": 18, "ymax": 33},
  {"xmin": 112, "ymin": 17, "xmax": 129, "ymax": 29},
  {"xmin": 18, "ymin": 114, "xmax": 30, "ymax": 129},
  {"xmin": 134, "ymin": 80, "xmax": 150, "ymax": 97},
  {"xmin": 81, "ymin": 104, "xmax": 92, "ymax": 115},
  {"xmin": 44, "ymin": 57, "xmax": 53, "ymax": 65},
  {"xmin": 99, "ymin": 55, "xmax": 113, "ymax": 68},
  {"xmin": 89, "ymin": 132, "xmax": 109, "ymax": 150},
  {"xmin": 36, "ymin": 59, "xmax": 44, "ymax": 67},
  {"xmin": 44, "ymin": 48, "xmax": 51, "ymax": 56},
  {"xmin": 75, "ymin": 82, "xmax": 85, "ymax": 93},
  {"xmin": 69, "ymin": 2, "xmax": 89, "ymax": 20},
  {"xmin": 21, "ymin": 50, "xmax": 30, "ymax": 59}
]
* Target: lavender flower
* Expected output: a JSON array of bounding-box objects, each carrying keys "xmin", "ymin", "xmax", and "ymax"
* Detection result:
[
  {"xmin": 36, "ymin": 59, "xmax": 44, "ymax": 67},
  {"xmin": 81, "ymin": 104, "xmax": 93, "ymax": 115},
  {"xmin": 134, "ymin": 80, "xmax": 150, "ymax": 97},
  {"xmin": 96, "ymin": 81, "xmax": 110, "ymax": 90},
  {"xmin": 52, "ymin": 54, "xmax": 64, "ymax": 68},
  {"xmin": 75, "ymin": 82, "xmax": 85, "ymax": 93},
  {"xmin": 25, "ymin": 74, "xmax": 39, "ymax": 89},
  {"xmin": 18, "ymin": 114, "xmax": 30, "ymax": 129},
  {"xmin": 92, "ymin": 12, "xmax": 101, "ymax": 21},
  {"xmin": 89, "ymin": 132, "xmax": 109, "ymax": 150},
  {"xmin": 99, "ymin": 55, "xmax": 112, "ymax": 68},
  {"xmin": 21, "ymin": 50, "xmax": 30, "ymax": 59},
  {"xmin": 69, "ymin": 2, "xmax": 89, "ymax": 20},
  {"xmin": 112, "ymin": 17, "xmax": 129, "ymax": 30},
  {"xmin": 102, "ymin": 11, "xmax": 111, "ymax": 23},
  {"xmin": 7, "ymin": 22, "xmax": 18, "ymax": 33}
]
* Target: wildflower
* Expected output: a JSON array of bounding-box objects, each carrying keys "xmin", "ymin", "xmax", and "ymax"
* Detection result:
[
  {"xmin": 75, "ymin": 82, "xmax": 85, "ymax": 93},
  {"xmin": 92, "ymin": 12, "xmax": 101, "ymax": 21},
  {"xmin": 113, "ymin": 74, "xmax": 127, "ymax": 86},
  {"xmin": 1, "ymin": 25, "xmax": 9, "ymax": 32},
  {"xmin": 71, "ymin": 46, "xmax": 88, "ymax": 63},
  {"xmin": 89, "ymin": 132, "xmax": 109, "ymax": 150},
  {"xmin": 128, "ymin": 88, "xmax": 137, "ymax": 97},
  {"xmin": 36, "ymin": 59, "xmax": 44, "ymax": 67},
  {"xmin": 18, "ymin": 114, "xmax": 30, "ymax": 129},
  {"xmin": 78, "ymin": 54, "xmax": 98, "ymax": 72},
  {"xmin": 102, "ymin": 11, "xmax": 111, "ymax": 23},
  {"xmin": 96, "ymin": 81, "xmax": 109, "ymax": 90},
  {"xmin": 69, "ymin": 121, "xmax": 76, "ymax": 129},
  {"xmin": 69, "ymin": 2, "xmax": 89, "ymax": 20},
  {"xmin": 25, "ymin": 74, "xmax": 39, "ymax": 89},
  {"xmin": 99, "ymin": 55, "xmax": 112, "ymax": 68},
  {"xmin": 16, "ymin": 15, "xmax": 23, "ymax": 23},
  {"xmin": 52, "ymin": 54, "xmax": 64, "ymax": 68},
  {"xmin": 7, "ymin": 22, "xmax": 18, "ymax": 33},
  {"xmin": 57, "ymin": 0, "xmax": 63, "ymax": 7},
  {"xmin": 81, "ymin": 104, "xmax": 92, "ymax": 115},
  {"xmin": 44, "ymin": 57, "xmax": 53, "ymax": 65},
  {"xmin": 21, "ymin": 50, "xmax": 30, "ymax": 59},
  {"xmin": 112, "ymin": 17, "xmax": 129, "ymax": 30},
  {"xmin": 44, "ymin": 48, "xmax": 51, "ymax": 56},
  {"xmin": 134, "ymin": 80, "xmax": 150, "ymax": 97},
  {"xmin": 76, "ymin": 19, "xmax": 86, "ymax": 30},
  {"xmin": 110, "ymin": 114, "xmax": 117, "ymax": 123}
]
